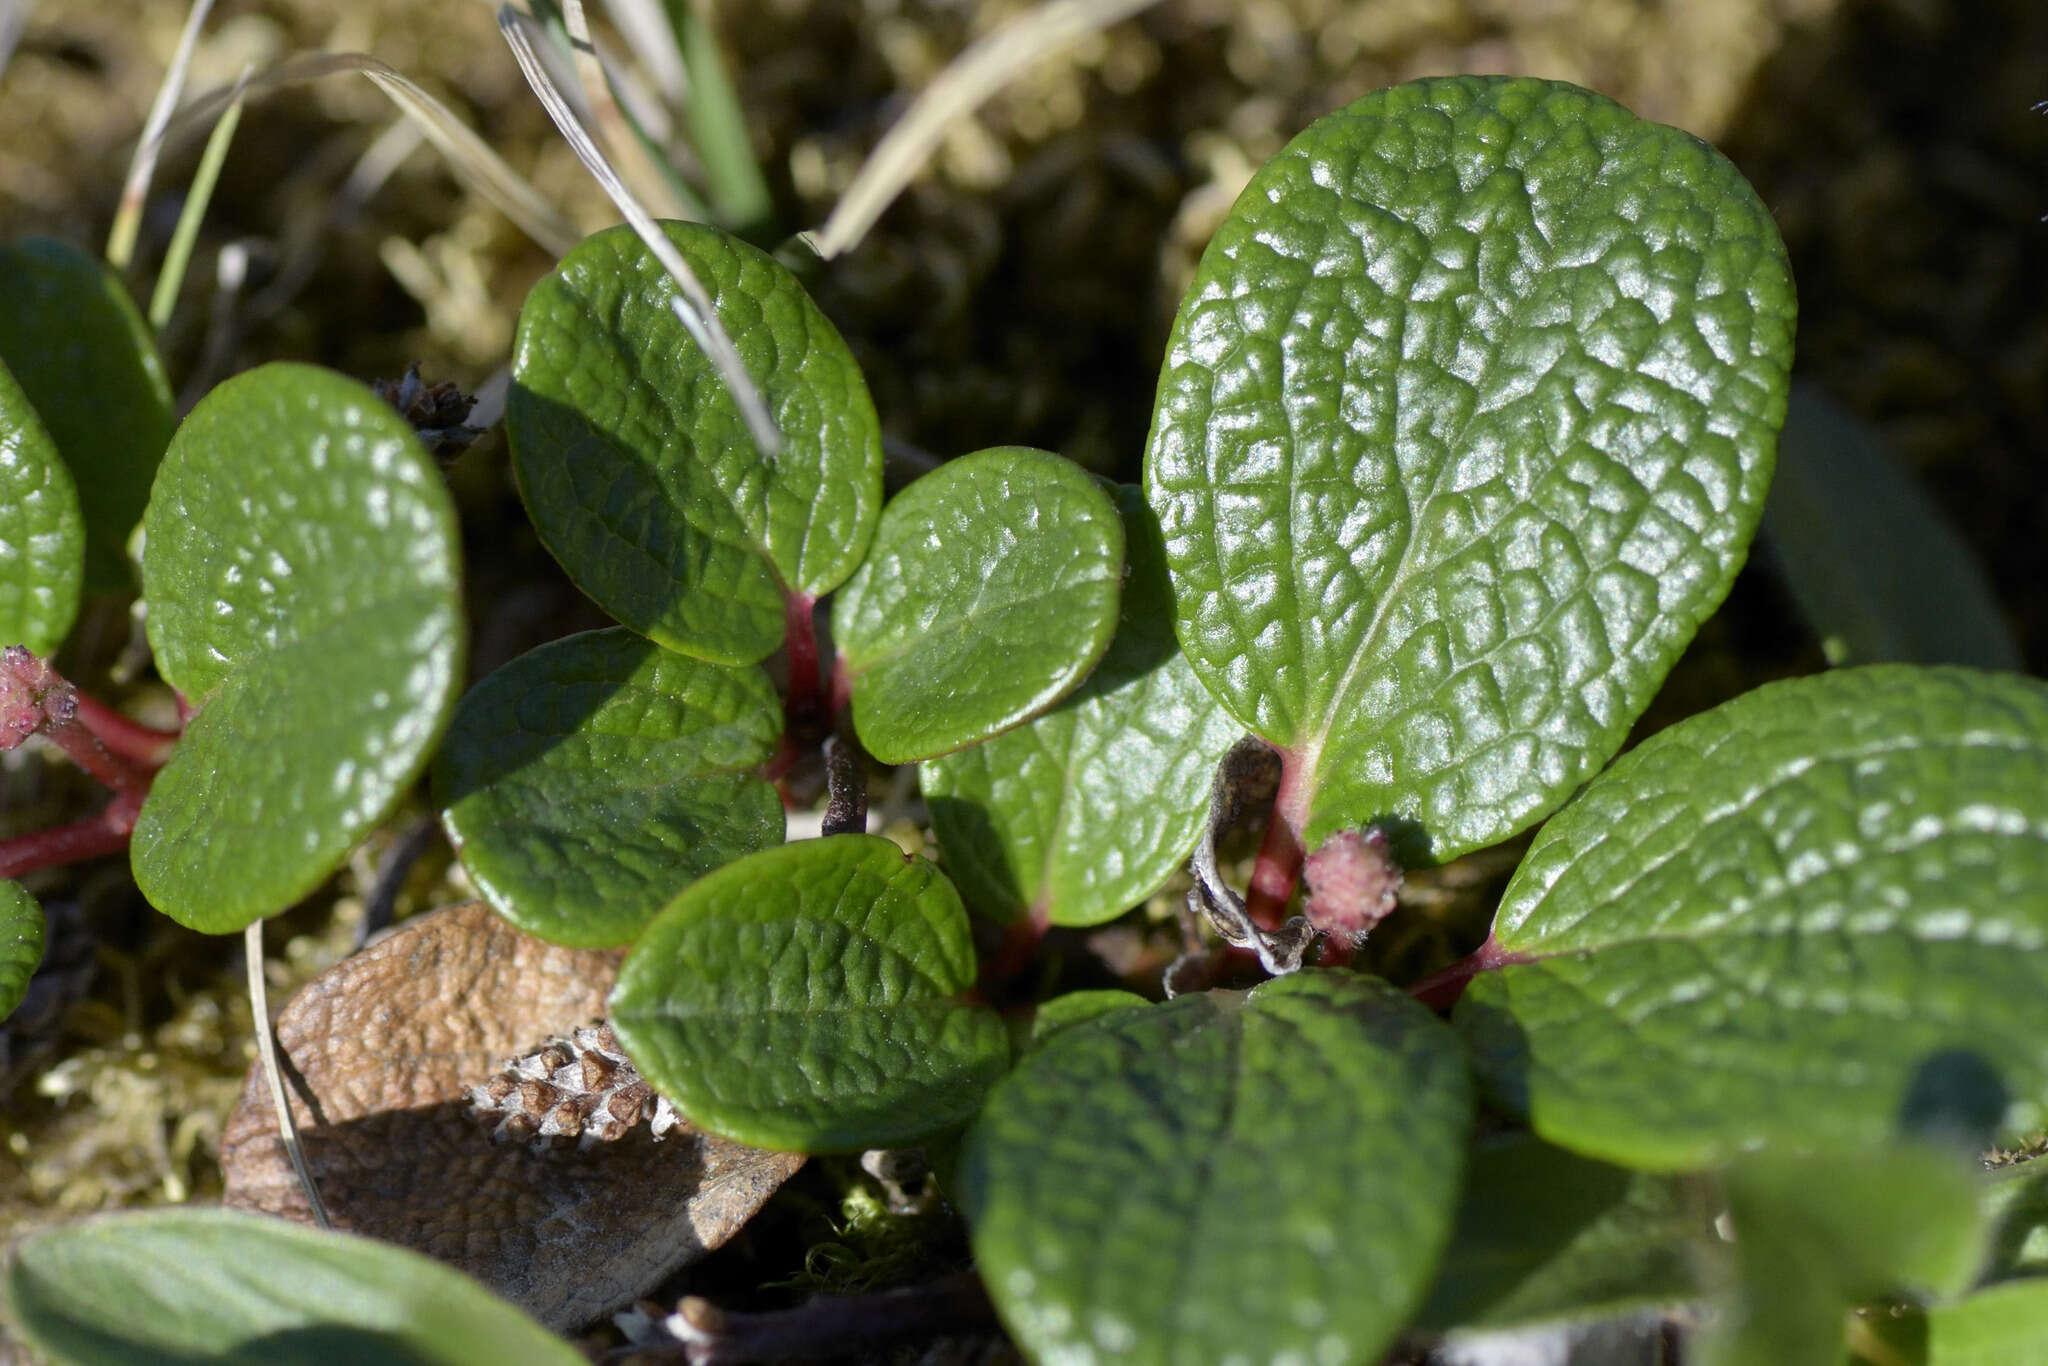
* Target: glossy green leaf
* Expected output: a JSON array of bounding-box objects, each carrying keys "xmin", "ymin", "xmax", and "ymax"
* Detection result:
[
  {"xmin": 436, "ymin": 628, "xmax": 783, "ymax": 947},
  {"xmin": 1145, "ymin": 76, "xmax": 1794, "ymax": 862},
  {"xmin": 1762, "ymin": 385, "xmax": 2020, "ymax": 670},
  {"xmin": 835, "ymin": 448, "xmax": 1123, "ymax": 765},
  {"xmin": 1702, "ymin": 1145, "xmax": 1988, "ymax": 1366},
  {"xmin": 508, "ymin": 220, "xmax": 882, "ymax": 665},
  {"xmin": 4, "ymin": 1207, "xmax": 584, "ymax": 1366},
  {"xmin": 1416, "ymin": 1133, "xmax": 1715, "ymax": 1334},
  {"xmin": 923, "ymin": 487, "xmax": 1239, "ymax": 926},
  {"xmin": 0, "ymin": 237, "xmax": 176, "ymax": 592},
  {"xmin": 961, "ymin": 971, "xmax": 1473, "ymax": 1366},
  {"xmin": 0, "ymin": 879, "xmax": 44, "ymax": 1023},
  {"xmin": 0, "ymin": 358, "xmax": 83, "ymax": 653},
  {"xmin": 1457, "ymin": 665, "xmax": 2048, "ymax": 1170},
  {"xmin": 610, "ymin": 834, "xmax": 1008, "ymax": 1151},
  {"xmin": 133, "ymin": 363, "xmax": 464, "ymax": 932}
]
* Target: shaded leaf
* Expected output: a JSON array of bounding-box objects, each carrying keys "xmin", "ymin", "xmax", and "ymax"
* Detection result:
[
  {"xmin": 1761, "ymin": 386, "xmax": 2019, "ymax": 670},
  {"xmin": 1457, "ymin": 666, "xmax": 2048, "ymax": 1170},
  {"xmin": 1146, "ymin": 76, "xmax": 1794, "ymax": 862},
  {"xmin": 219, "ymin": 902, "xmax": 802, "ymax": 1332},
  {"xmin": 1702, "ymin": 1145, "xmax": 1988, "ymax": 1366},
  {"xmin": 436, "ymin": 628, "xmax": 783, "ymax": 947},
  {"xmin": 508, "ymin": 221, "xmax": 883, "ymax": 665},
  {"xmin": 923, "ymin": 486, "xmax": 1240, "ymax": 926},
  {"xmin": 5, "ymin": 1206, "xmax": 586, "ymax": 1366},
  {"xmin": 610, "ymin": 835, "xmax": 1009, "ymax": 1152},
  {"xmin": 0, "ymin": 238, "xmax": 176, "ymax": 592},
  {"xmin": 835, "ymin": 447, "xmax": 1123, "ymax": 765},
  {"xmin": 0, "ymin": 879, "xmax": 44, "ymax": 1023},
  {"xmin": 133, "ymin": 363, "xmax": 465, "ymax": 932},
  {"xmin": 0, "ymin": 359, "xmax": 83, "ymax": 654},
  {"xmin": 961, "ymin": 971, "xmax": 1473, "ymax": 1366},
  {"xmin": 1416, "ymin": 1132, "xmax": 1716, "ymax": 1334}
]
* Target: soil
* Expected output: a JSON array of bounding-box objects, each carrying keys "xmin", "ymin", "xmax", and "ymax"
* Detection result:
[{"xmin": 1, "ymin": 0, "xmax": 2043, "ymax": 1357}]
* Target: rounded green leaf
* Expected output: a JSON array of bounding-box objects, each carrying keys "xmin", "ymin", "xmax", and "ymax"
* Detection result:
[
  {"xmin": 1918, "ymin": 1279, "xmax": 2048, "ymax": 1366},
  {"xmin": 1457, "ymin": 665, "xmax": 2048, "ymax": 1170},
  {"xmin": 4, "ymin": 1207, "xmax": 585, "ymax": 1366},
  {"xmin": 0, "ymin": 358, "xmax": 83, "ymax": 653},
  {"xmin": 1, "ymin": 879, "xmax": 45, "ymax": 1023},
  {"xmin": 923, "ymin": 486, "xmax": 1240, "ymax": 927},
  {"xmin": 436, "ymin": 627, "xmax": 784, "ymax": 947},
  {"xmin": 961, "ymin": 971, "xmax": 1474, "ymax": 1366},
  {"xmin": 0, "ymin": 237, "xmax": 176, "ymax": 593},
  {"xmin": 609, "ymin": 834, "xmax": 1009, "ymax": 1152},
  {"xmin": 508, "ymin": 221, "xmax": 883, "ymax": 665},
  {"xmin": 835, "ymin": 448, "xmax": 1124, "ymax": 765},
  {"xmin": 134, "ymin": 363, "xmax": 464, "ymax": 932},
  {"xmin": 1145, "ymin": 76, "xmax": 1795, "ymax": 861}
]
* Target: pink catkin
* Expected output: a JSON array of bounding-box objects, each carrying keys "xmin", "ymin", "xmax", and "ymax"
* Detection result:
[{"xmin": 1301, "ymin": 825, "xmax": 1402, "ymax": 948}]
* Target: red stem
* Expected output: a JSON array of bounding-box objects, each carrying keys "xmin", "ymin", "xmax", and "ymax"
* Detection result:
[
  {"xmin": 71, "ymin": 692, "xmax": 178, "ymax": 767},
  {"xmin": 977, "ymin": 905, "xmax": 1050, "ymax": 994},
  {"xmin": 782, "ymin": 592, "xmax": 824, "ymax": 733},
  {"xmin": 0, "ymin": 789, "xmax": 146, "ymax": 880},
  {"xmin": 1407, "ymin": 934, "xmax": 1527, "ymax": 1012},
  {"xmin": 1243, "ymin": 754, "xmax": 1307, "ymax": 930}
]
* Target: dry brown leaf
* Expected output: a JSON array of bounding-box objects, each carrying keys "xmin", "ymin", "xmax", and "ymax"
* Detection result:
[{"xmin": 219, "ymin": 901, "xmax": 803, "ymax": 1332}]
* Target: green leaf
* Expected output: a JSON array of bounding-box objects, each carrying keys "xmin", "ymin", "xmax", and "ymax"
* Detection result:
[
  {"xmin": 1916, "ymin": 1279, "xmax": 2048, "ymax": 1365},
  {"xmin": 1702, "ymin": 1145, "xmax": 1988, "ymax": 1366},
  {"xmin": 923, "ymin": 487, "xmax": 1240, "ymax": 926},
  {"xmin": 0, "ymin": 238, "xmax": 176, "ymax": 592},
  {"xmin": 1025, "ymin": 989, "xmax": 1150, "ymax": 1051},
  {"xmin": 961, "ymin": 971, "xmax": 1474, "ymax": 1366},
  {"xmin": 1761, "ymin": 385, "xmax": 2020, "ymax": 670},
  {"xmin": 508, "ymin": 220, "xmax": 882, "ymax": 665},
  {"xmin": 4, "ymin": 1207, "xmax": 585, "ymax": 1366},
  {"xmin": 0, "ymin": 879, "xmax": 45, "ymax": 1023},
  {"xmin": 835, "ymin": 448, "xmax": 1124, "ymax": 765},
  {"xmin": 1415, "ymin": 1133, "xmax": 1715, "ymax": 1334},
  {"xmin": 1457, "ymin": 665, "xmax": 2048, "ymax": 1170},
  {"xmin": 1983, "ymin": 1160, "xmax": 2048, "ymax": 1284},
  {"xmin": 133, "ymin": 363, "xmax": 464, "ymax": 932},
  {"xmin": 609, "ymin": 834, "xmax": 1009, "ymax": 1151},
  {"xmin": 436, "ymin": 628, "xmax": 784, "ymax": 947},
  {"xmin": 0, "ymin": 358, "xmax": 83, "ymax": 653},
  {"xmin": 1145, "ymin": 76, "xmax": 1794, "ymax": 862}
]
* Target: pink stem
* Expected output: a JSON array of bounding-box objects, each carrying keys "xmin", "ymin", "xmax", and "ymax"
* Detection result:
[
  {"xmin": 978, "ymin": 905, "xmax": 1050, "ymax": 993},
  {"xmin": 782, "ymin": 592, "xmax": 824, "ymax": 732},
  {"xmin": 1243, "ymin": 753, "xmax": 1308, "ymax": 930},
  {"xmin": 1407, "ymin": 934, "xmax": 1527, "ymax": 1012},
  {"xmin": 71, "ymin": 692, "xmax": 179, "ymax": 767},
  {"xmin": 0, "ymin": 789, "xmax": 146, "ymax": 880}
]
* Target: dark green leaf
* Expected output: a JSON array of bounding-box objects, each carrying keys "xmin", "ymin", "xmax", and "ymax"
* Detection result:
[
  {"xmin": 962, "ymin": 971, "xmax": 1473, "ymax": 1366},
  {"xmin": 0, "ymin": 358, "xmax": 83, "ymax": 653},
  {"xmin": 1457, "ymin": 665, "xmax": 2048, "ymax": 1170},
  {"xmin": 835, "ymin": 447, "xmax": 1123, "ymax": 764},
  {"xmin": 133, "ymin": 363, "xmax": 464, "ymax": 932},
  {"xmin": 1415, "ymin": 1133, "xmax": 1715, "ymax": 1333},
  {"xmin": 610, "ymin": 834, "xmax": 1008, "ymax": 1151},
  {"xmin": 1761, "ymin": 385, "xmax": 2019, "ymax": 670},
  {"xmin": 0, "ymin": 238, "xmax": 176, "ymax": 592},
  {"xmin": 1702, "ymin": 1145, "xmax": 1987, "ymax": 1366},
  {"xmin": 4, "ymin": 1207, "xmax": 584, "ymax": 1366},
  {"xmin": 1025, "ymin": 989, "xmax": 1150, "ymax": 1052},
  {"xmin": 0, "ymin": 879, "xmax": 44, "ymax": 1023},
  {"xmin": 1982, "ymin": 1159, "xmax": 2048, "ymax": 1284},
  {"xmin": 508, "ymin": 221, "xmax": 882, "ymax": 665},
  {"xmin": 923, "ymin": 487, "xmax": 1239, "ymax": 926},
  {"xmin": 1146, "ymin": 76, "xmax": 1794, "ymax": 862},
  {"xmin": 436, "ymin": 628, "xmax": 783, "ymax": 947}
]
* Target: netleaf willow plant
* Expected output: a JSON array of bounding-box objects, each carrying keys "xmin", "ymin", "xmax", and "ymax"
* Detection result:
[{"xmin": 7, "ymin": 76, "xmax": 2048, "ymax": 1366}]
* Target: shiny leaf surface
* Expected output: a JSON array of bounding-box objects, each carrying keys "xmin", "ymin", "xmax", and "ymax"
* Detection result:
[{"xmin": 0, "ymin": 358, "xmax": 83, "ymax": 653}]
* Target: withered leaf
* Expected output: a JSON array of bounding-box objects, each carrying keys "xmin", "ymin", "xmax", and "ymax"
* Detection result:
[{"xmin": 219, "ymin": 901, "xmax": 803, "ymax": 1332}]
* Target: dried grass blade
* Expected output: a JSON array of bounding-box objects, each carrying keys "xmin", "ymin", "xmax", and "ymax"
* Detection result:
[
  {"xmin": 812, "ymin": 0, "xmax": 1162, "ymax": 260},
  {"xmin": 107, "ymin": 0, "xmax": 218, "ymax": 271},
  {"xmin": 169, "ymin": 52, "xmax": 579, "ymax": 257},
  {"xmin": 500, "ymin": 4, "xmax": 783, "ymax": 459},
  {"xmin": 245, "ymin": 921, "xmax": 332, "ymax": 1231},
  {"xmin": 559, "ymin": 0, "xmax": 691, "ymax": 219}
]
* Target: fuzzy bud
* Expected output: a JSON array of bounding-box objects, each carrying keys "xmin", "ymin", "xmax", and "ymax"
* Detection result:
[{"xmin": 1302, "ymin": 825, "xmax": 1402, "ymax": 948}]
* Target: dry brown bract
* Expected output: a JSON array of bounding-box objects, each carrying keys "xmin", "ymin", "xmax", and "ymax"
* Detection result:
[{"xmin": 218, "ymin": 901, "xmax": 804, "ymax": 1333}]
